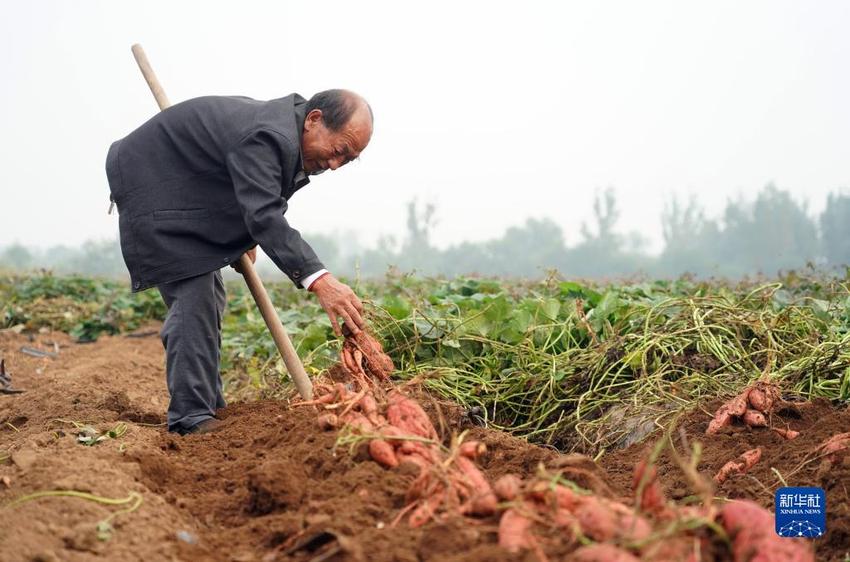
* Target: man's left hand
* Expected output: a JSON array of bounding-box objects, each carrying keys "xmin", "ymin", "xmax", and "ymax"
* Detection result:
[
  {"xmin": 309, "ymin": 273, "xmax": 365, "ymax": 336},
  {"xmin": 232, "ymin": 246, "xmax": 257, "ymax": 274}
]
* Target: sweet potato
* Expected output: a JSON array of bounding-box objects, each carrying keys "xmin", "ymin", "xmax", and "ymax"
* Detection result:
[
  {"xmin": 553, "ymin": 485, "xmax": 580, "ymax": 511},
  {"xmin": 493, "ymin": 474, "xmax": 523, "ymax": 501},
  {"xmin": 570, "ymin": 544, "xmax": 640, "ymax": 562},
  {"xmin": 409, "ymin": 491, "xmax": 443, "ymax": 527},
  {"xmin": 294, "ymin": 392, "xmax": 338, "ymax": 407},
  {"xmin": 818, "ymin": 432, "xmax": 850, "ymax": 461},
  {"xmin": 714, "ymin": 448, "xmax": 762, "ymax": 484},
  {"xmin": 341, "ymin": 347, "xmax": 355, "ymax": 375},
  {"xmin": 386, "ymin": 391, "xmax": 438, "ymax": 440},
  {"xmin": 352, "ymin": 349, "xmax": 366, "ymax": 376},
  {"xmin": 358, "ymin": 394, "xmax": 378, "ymax": 416},
  {"xmin": 399, "ymin": 439, "xmax": 432, "ymax": 455},
  {"xmin": 526, "ymin": 479, "xmax": 548, "ymax": 502},
  {"xmin": 369, "ymin": 439, "xmax": 399, "ymax": 468},
  {"xmin": 498, "ymin": 507, "xmax": 535, "ymax": 553},
  {"xmin": 339, "ymin": 411, "xmax": 374, "ymax": 432},
  {"xmin": 574, "ymin": 496, "xmax": 651, "ymax": 542},
  {"xmin": 746, "ymin": 386, "xmax": 767, "ymax": 411},
  {"xmin": 742, "ymin": 409, "xmax": 767, "ymax": 427},
  {"xmin": 397, "ymin": 451, "xmax": 431, "ymax": 471},
  {"xmin": 610, "ymin": 503, "xmax": 652, "ymax": 542},
  {"xmin": 741, "ymin": 448, "xmax": 761, "ymax": 466},
  {"xmin": 343, "ymin": 329, "xmax": 395, "ymax": 380},
  {"xmin": 317, "ymin": 413, "xmax": 339, "ymax": 430},
  {"xmin": 552, "ymin": 507, "xmax": 580, "ymax": 534},
  {"xmin": 746, "ymin": 381, "xmax": 780, "ymax": 413},
  {"xmin": 707, "ymin": 391, "xmax": 750, "ymax": 434},
  {"xmin": 454, "ymin": 456, "xmax": 497, "ymax": 515},
  {"xmin": 720, "ymin": 500, "xmax": 814, "ymax": 562},
  {"xmin": 714, "ymin": 460, "xmax": 742, "ymax": 484},
  {"xmin": 378, "ymin": 424, "xmax": 407, "ymax": 443},
  {"xmin": 458, "ymin": 440, "xmax": 487, "ymax": 460},
  {"xmin": 575, "ymin": 501, "xmax": 622, "ymax": 540},
  {"xmin": 633, "ymin": 457, "xmax": 665, "ymax": 513},
  {"xmin": 772, "ymin": 427, "xmax": 800, "ymax": 440}
]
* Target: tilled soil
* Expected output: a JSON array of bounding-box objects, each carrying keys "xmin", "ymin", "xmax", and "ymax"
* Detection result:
[{"xmin": 0, "ymin": 327, "xmax": 847, "ymax": 561}]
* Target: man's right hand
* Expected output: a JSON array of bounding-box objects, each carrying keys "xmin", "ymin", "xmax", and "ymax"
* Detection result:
[{"xmin": 309, "ymin": 273, "xmax": 365, "ymax": 336}]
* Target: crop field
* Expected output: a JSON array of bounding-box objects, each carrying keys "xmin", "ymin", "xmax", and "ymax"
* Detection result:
[{"xmin": 1, "ymin": 271, "xmax": 849, "ymax": 561}]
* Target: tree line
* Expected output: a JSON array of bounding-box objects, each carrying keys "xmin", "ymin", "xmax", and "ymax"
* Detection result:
[{"xmin": 3, "ymin": 184, "xmax": 849, "ymax": 280}]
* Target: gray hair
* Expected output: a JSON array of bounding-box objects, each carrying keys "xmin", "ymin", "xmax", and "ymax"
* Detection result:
[{"xmin": 306, "ymin": 89, "xmax": 373, "ymax": 131}]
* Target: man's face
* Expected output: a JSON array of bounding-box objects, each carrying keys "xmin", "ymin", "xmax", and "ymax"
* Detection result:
[{"xmin": 301, "ymin": 105, "xmax": 372, "ymax": 174}]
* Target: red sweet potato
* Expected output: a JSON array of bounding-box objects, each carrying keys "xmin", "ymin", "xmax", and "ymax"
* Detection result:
[
  {"xmin": 409, "ymin": 491, "xmax": 443, "ymax": 528},
  {"xmin": 772, "ymin": 427, "xmax": 800, "ymax": 440},
  {"xmin": 397, "ymin": 451, "xmax": 432, "ymax": 471},
  {"xmin": 818, "ymin": 432, "xmax": 850, "ymax": 461},
  {"xmin": 317, "ymin": 413, "xmax": 339, "ymax": 430},
  {"xmin": 386, "ymin": 391, "xmax": 438, "ymax": 440},
  {"xmin": 344, "ymin": 330, "xmax": 395, "ymax": 379},
  {"xmin": 720, "ymin": 500, "xmax": 814, "ymax": 562},
  {"xmin": 341, "ymin": 347, "xmax": 360, "ymax": 378},
  {"xmin": 633, "ymin": 457, "xmax": 665, "ymax": 513},
  {"xmin": 714, "ymin": 460, "xmax": 742, "ymax": 484},
  {"xmin": 714, "ymin": 448, "xmax": 762, "ymax": 484},
  {"xmin": 498, "ymin": 507, "xmax": 535, "ymax": 553},
  {"xmin": 398, "ymin": 440, "xmax": 438, "ymax": 465},
  {"xmin": 358, "ymin": 393, "xmax": 378, "ymax": 415},
  {"xmin": 493, "ymin": 474, "xmax": 523, "ymax": 501},
  {"xmin": 742, "ymin": 409, "xmax": 767, "ymax": 427},
  {"xmin": 339, "ymin": 411, "xmax": 374, "ymax": 432},
  {"xmin": 527, "ymin": 479, "xmax": 554, "ymax": 503},
  {"xmin": 746, "ymin": 381, "xmax": 780, "ymax": 412},
  {"xmin": 552, "ymin": 507, "xmax": 579, "ymax": 534},
  {"xmin": 453, "ymin": 456, "xmax": 497, "ymax": 515},
  {"xmin": 707, "ymin": 391, "xmax": 750, "ymax": 434},
  {"xmin": 553, "ymin": 485, "xmax": 580, "ymax": 511},
  {"xmin": 378, "ymin": 424, "xmax": 406, "ymax": 443},
  {"xmin": 458, "ymin": 440, "xmax": 487, "ymax": 459},
  {"xmin": 369, "ymin": 439, "xmax": 399, "ymax": 468},
  {"xmin": 574, "ymin": 496, "xmax": 651, "ymax": 542}
]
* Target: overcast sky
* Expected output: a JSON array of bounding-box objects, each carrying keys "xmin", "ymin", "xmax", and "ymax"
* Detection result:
[{"xmin": 1, "ymin": 0, "xmax": 848, "ymax": 255}]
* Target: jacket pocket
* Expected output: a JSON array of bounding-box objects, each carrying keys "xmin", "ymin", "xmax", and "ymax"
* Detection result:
[{"xmin": 153, "ymin": 208, "xmax": 210, "ymax": 220}]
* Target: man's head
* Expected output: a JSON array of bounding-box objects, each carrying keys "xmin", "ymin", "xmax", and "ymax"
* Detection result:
[{"xmin": 301, "ymin": 89, "xmax": 373, "ymax": 174}]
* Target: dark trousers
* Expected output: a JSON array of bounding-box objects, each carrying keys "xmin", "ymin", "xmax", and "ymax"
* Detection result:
[{"xmin": 157, "ymin": 270, "xmax": 227, "ymax": 433}]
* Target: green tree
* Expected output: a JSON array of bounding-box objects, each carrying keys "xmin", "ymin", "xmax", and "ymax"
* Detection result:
[
  {"xmin": 820, "ymin": 191, "xmax": 850, "ymax": 266},
  {"xmin": 1, "ymin": 244, "xmax": 34, "ymax": 270},
  {"xmin": 656, "ymin": 196, "xmax": 721, "ymax": 276},
  {"xmin": 717, "ymin": 184, "xmax": 818, "ymax": 275}
]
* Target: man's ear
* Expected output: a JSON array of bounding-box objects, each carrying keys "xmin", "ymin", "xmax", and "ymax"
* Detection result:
[{"xmin": 304, "ymin": 109, "xmax": 323, "ymax": 131}]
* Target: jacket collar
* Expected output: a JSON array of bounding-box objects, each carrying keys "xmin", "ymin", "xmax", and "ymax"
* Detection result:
[{"xmin": 291, "ymin": 95, "xmax": 311, "ymax": 192}]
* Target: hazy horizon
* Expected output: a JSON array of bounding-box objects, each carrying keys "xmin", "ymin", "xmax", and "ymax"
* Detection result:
[{"xmin": 2, "ymin": 1, "xmax": 848, "ymax": 255}]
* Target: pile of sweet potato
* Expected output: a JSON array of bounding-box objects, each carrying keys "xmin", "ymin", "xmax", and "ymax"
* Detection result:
[
  {"xmin": 706, "ymin": 380, "xmax": 798, "ymax": 440},
  {"xmin": 302, "ymin": 331, "xmax": 498, "ymax": 527},
  {"xmin": 299, "ymin": 332, "xmax": 815, "ymax": 561}
]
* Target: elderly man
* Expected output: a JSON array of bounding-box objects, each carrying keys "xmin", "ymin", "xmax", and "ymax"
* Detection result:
[{"xmin": 105, "ymin": 89, "xmax": 371, "ymax": 434}]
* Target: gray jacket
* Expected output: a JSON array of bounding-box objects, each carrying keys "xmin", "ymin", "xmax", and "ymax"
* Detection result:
[{"xmin": 105, "ymin": 94, "xmax": 323, "ymax": 292}]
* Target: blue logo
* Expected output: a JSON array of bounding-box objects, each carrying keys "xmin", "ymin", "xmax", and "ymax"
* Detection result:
[{"xmin": 775, "ymin": 487, "xmax": 826, "ymax": 538}]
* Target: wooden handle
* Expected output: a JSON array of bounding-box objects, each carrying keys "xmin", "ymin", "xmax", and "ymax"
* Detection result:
[
  {"xmin": 237, "ymin": 255, "xmax": 313, "ymax": 400},
  {"xmin": 130, "ymin": 44, "xmax": 313, "ymax": 400}
]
